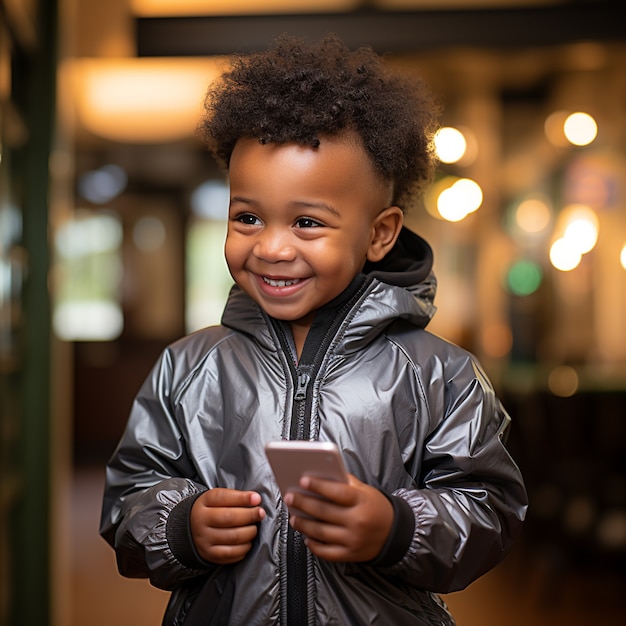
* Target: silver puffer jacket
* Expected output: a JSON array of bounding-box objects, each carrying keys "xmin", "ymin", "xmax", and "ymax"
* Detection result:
[{"xmin": 100, "ymin": 228, "xmax": 527, "ymax": 626}]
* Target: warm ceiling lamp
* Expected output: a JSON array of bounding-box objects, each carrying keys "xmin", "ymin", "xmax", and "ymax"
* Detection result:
[
  {"xmin": 70, "ymin": 57, "xmax": 223, "ymax": 143},
  {"xmin": 131, "ymin": 0, "xmax": 359, "ymax": 16},
  {"xmin": 131, "ymin": 0, "xmax": 553, "ymax": 14}
]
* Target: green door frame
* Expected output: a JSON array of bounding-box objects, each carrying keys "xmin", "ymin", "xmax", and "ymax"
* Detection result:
[{"xmin": 2, "ymin": 0, "xmax": 58, "ymax": 624}]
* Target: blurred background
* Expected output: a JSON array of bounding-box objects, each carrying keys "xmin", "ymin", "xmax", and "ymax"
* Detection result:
[{"xmin": 1, "ymin": 0, "xmax": 625, "ymax": 625}]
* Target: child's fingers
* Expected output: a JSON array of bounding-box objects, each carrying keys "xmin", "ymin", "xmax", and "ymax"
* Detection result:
[
  {"xmin": 198, "ymin": 534, "xmax": 255, "ymax": 564},
  {"xmin": 202, "ymin": 523, "xmax": 259, "ymax": 547},
  {"xmin": 296, "ymin": 473, "xmax": 359, "ymax": 506},
  {"xmin": 282, "ymin": 474, "xmax": 363, "ymax": 523},
  {"xmin": 200, "ymin": 487, "xmax": 262, "ymax": 508},
  {"xmin": 284, "ymin": 491, "xmax": 344, "ymax": 525},
  {"xmin": 204, "ymin": 505, "xmax": 265, "ymax": 528},
  {"xmin": 302, "ymin": 537, "xmax": 350, "ymax": 562},
  {"xmin": 205, "ymin": 543, "xmax": 253, "ymax": 565},
  {"xmin": 290, "ymin": 514, "xmax": 343, "ymax": 544},
  {"xmin": 191, "ymin": 505, "xmax": 263, "ymax": 563},
  {"xmin": 191, "ymin": 489, "xmax": 266, "ymax": 543}
]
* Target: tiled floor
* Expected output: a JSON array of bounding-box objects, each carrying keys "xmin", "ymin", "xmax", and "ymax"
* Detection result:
[{"xmin": 71, "ymin": 466, "xmax": 625, "ymax": 626}]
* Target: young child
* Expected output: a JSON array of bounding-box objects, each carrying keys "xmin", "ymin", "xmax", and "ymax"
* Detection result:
[{"xmin": 100, "ymin": 34, "xmax": 527, "ymax": 625}]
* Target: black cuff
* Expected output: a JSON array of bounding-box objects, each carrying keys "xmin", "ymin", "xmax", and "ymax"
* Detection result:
[
  {"xmin": 166, "ymin": 490, "xmax": 212, "ymax": 570},
  {"xmin": 367, "ymin": 493, "xmax": 415, "ymax": 567}
]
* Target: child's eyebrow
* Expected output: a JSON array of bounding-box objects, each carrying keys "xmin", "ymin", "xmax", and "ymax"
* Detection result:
[
  {"xmin": 228, "ymin": 196, "xmax": 340, "ymax": 218},
  {"xmin": 291, "ymin": 200, "xmax": 340, "ymax": 218},
  {"xmin": 229, "ymin": 195, "xmax": 253, "ymax": 204},
  {"xmin": 228, "ymin": 195, "xmax": 259, "ymax": 211}
]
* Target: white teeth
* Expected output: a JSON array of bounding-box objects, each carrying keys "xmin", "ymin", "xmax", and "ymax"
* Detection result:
[{"xmin": 263, "ymin": 277, "xmax": 299, "ymax": 287}]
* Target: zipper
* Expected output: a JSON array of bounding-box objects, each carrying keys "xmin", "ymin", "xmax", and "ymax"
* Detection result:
[
  {"xmin": 291, "ymin": 370, "xmax": 311, "ymax": 440},
  {"xmin": 287, "ymin": 366, "xmax": 311, "ymax": 623},
  {"xmin": 267, "ymin": 322, "xmax": 313, "ymax": 624},
  {"xmin": 294, "ymin": 372, "xmax": 310, "ymax": 402},
  {"xmin": 267, "ymin": 277, "xmax": 370, "ymax": 625}
]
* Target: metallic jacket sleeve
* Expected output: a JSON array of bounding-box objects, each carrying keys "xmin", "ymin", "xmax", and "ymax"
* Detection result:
[
  {"xmin": 99, "ymin": 346, "xmax": 213, "ymax": 591},
  {"xmin": 384, "ymin": 348, "xmax": 527, "ymax": 593}
]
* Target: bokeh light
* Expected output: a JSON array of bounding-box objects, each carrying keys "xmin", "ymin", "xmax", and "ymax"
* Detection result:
[
  {"xmin": 544, "ymin": 110, "xmax": 570, "ymax": 147},
  {"xmin": 436, "ymin": 177, "xmax": 483, "ymax": 222},
  {"xmin": 78, "ymin": 164, "xmax": 128, "ymax": 204},
  {"xmin": 547, "ymin": 365, "xmax": 579, "ymax": 397},
  {"xmin": 563, "ymin": 111, "xmax": 598, "ymax": 146},
  {"xmin": 515, "ymin": 196, "xmax": 551, "ymax": 234},
  {"xmin": 563, "ymin": 216, "xmax": 599, "ymax": 254},
  {"xmin": 561, "ymin": 204, "xmax": 599, "ymax": 254},
  {"xmin": 549, "ymin": 204, "xmax": 599, "ymax": 270},
  {"xmin": 550, "ymin": 237, "xmax": 582, "ymax": 271},
  {"xmin": 506, "ymin": 260, "xmax": 543, "ymax": 296},
  {"xmin": 133, "ymin": 216, "xmax": 167, "ymax": 252},
  {"xmin": 434, "ymin": 126, "xmax": 467, "ymax": 164},
  {"xmin": 545, "ymin": 110, "xmax": 598, "ymax": 147},
  {"xmin": 190, "ymin": 180, "xmax": 230, "ymax": 219}
]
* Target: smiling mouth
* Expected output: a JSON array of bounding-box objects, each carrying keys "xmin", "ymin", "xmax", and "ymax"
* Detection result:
[{"xmin": 262, "ymin": 276, "xmax": 301, "ymax": 288}]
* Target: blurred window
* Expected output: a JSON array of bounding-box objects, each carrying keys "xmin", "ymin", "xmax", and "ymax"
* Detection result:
[
  {"xmin": 186, "ymin": 179, "xmax": 232, "ymax": 332},
  {"xmin": 53, "ymin": 211, "xmax": 123, "ymax": 340}
]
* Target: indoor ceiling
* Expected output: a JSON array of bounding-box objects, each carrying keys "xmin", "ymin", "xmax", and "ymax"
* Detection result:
[
  {"xmin": 63, "ymin": 0, "xmax": 625, "ymax": 196},
  {"xmin": 71, "ymin": 0, "xmax": 623, "ymax": 58}
]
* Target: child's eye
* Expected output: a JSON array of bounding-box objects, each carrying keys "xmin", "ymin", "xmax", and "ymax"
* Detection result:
[
  {"xmin": 234, "ymin": 213, "xmax": 262, "ymax": 226},
  {"xmin": 295, "ymin": 217, "xmax": 322, "ymax": 228}
]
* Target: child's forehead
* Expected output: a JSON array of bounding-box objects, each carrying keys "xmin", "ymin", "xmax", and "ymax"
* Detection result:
[
  {"xmin": 230, "ymin": 133, "xmax": 393, "ymax": 208},
  {"xmin": 231, "ymin": 132, "xmax": 371, "ymax": 176},
  {"xmin": 232, "ymin": 130, "xmax": 372, "ymax": 173}
]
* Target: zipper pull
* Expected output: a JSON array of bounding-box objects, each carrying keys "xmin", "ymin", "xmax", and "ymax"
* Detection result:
[{"xmin": 294, "ymin": 372, "xmax": 310, "ymax": 401}]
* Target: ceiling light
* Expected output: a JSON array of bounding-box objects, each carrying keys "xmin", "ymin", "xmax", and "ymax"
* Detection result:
[{"xmin": 69, "ymin": 57, "xmax": 223, "ymax": 143}]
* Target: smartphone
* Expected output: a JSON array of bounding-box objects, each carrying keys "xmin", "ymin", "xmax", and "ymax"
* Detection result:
[{"xmin": 265, "ymin": 440, "xmax": 348, "ymax": 503}]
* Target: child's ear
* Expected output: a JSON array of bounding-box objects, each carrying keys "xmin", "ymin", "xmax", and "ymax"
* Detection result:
[{"xmin": 367, "ymin": 206, "xmax": 404, "ymax": 262}]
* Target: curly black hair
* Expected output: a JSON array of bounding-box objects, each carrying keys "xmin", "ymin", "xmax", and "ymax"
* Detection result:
[{"xmin": 199, "ymin": 33, "xmax": 441, "ymax": 211}]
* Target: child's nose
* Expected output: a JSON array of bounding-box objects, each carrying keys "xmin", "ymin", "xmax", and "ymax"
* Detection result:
[{"xmin": 253, "ymin": 227, "xmax": 296, "ymax": 262}]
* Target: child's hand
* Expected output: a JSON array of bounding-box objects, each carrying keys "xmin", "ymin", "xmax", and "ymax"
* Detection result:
[
  {"xmin": 284, "ymin": 475, "xmax": 394, "ymax": 563},
  {"xmin": 190, "ymin": 488, "xmax": 266, "ymax": 565}
]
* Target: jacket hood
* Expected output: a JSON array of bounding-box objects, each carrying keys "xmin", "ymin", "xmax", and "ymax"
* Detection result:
[
  {"xmin": 363, "ymin": 225, "xmax": 437, "ymax": 323},
  {"xmin": 364, "ymin": 226, "xmax": 433, "ymax": 287}
]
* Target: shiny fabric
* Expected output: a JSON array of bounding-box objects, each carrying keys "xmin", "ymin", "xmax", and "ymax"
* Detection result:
[{"xmin": 100, "ymin": 228, "xmax": 527, "ymax": 625}]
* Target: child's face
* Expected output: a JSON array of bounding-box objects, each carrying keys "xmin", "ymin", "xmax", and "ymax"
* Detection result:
[{"xmin": 225, "ymin": 133, "xmax": 401, "ymax": 336}]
